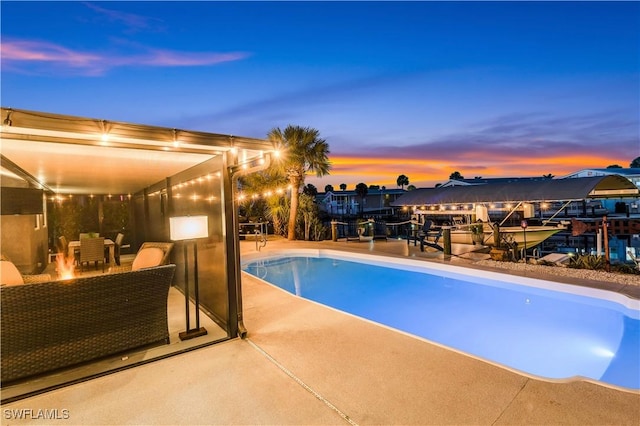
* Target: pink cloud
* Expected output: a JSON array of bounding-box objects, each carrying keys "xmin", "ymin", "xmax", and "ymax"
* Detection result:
[
  {"xmin": 132, "ymin": 49, "xmax": 249, "ymax": 67},
  {"xmin": 2, "ymin": 40, "xmax": 100, "ymax": 67},
  {"xmin": 1, "ymin": 39, "xmax": 250, "ymax": 76},
  {"xmin": 82, "ymin": 2, "xmax": 164, "ymax": 33}
]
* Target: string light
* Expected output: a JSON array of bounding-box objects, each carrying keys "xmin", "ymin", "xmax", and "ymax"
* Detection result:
[
  {"xmin": 49, "ymin": 194, "xmax": 135, "ymax": 202},
  {"xmin": 45, "ymin": 172, "xmax": 282, "ymax": 205}
]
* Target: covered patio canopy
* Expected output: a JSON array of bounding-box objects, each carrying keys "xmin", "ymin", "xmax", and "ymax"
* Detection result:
[
  {"xmin": 2, "ymin": 107, "xmax": 282, "ymax": 402},
  {"xmin": 391, "ymin": 175, "xmax": 639, "ymax": 207},
  {"xmin": 1, "ymin": 107, "xmax": 274, "ymax": 195}
]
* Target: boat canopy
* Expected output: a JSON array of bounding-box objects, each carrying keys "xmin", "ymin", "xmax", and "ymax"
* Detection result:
[{"xmin": 391, "ymin": 175, "xmax": 639, "ymax": 207}]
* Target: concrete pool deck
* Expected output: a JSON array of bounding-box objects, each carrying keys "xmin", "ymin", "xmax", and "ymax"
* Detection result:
[{"xmin": 2, "ymin": 238, "xmax": 639, "ymax": 425}]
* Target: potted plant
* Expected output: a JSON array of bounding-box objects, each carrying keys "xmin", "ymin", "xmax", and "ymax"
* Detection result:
[
  {"xmin": 490, "ymin": 231, "xmax": 518, "ymax": 261},
  {"xmin": 488, "ymin": 224, "xmax": 513, "ymax": 261},
  {"xmin": 469, "ymin": 223, "xmax": 484, "ymax": 245}
]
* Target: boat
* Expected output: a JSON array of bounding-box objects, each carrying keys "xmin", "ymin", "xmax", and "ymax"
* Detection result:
[
  {"xmin": 449, "ymin": 223, "xmax": 566, "ymax": 250},
  {"xmin": 389, "ymin": 175, "xmax": 639, "ymax": 252}
]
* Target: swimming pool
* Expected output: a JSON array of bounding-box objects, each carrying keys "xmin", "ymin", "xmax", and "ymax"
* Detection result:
[{"xmin": 242, "ymin": 250, "xmax": 640, "ymax": 390}]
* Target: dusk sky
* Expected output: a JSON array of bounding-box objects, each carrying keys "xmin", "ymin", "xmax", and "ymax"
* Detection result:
[{"xmin": 2, "ymin": 1, "xmax": 639, "ymax": 189}]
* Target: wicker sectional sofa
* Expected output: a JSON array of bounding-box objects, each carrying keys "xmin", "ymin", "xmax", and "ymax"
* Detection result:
[{"xmin": 1, "ymin": 264, "xmax": 176, "ymax": 384}]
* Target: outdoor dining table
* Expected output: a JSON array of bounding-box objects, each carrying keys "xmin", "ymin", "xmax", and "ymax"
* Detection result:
[{"xmin": 68, "ymin": 239, "xmax": 115, "ymax": 264}]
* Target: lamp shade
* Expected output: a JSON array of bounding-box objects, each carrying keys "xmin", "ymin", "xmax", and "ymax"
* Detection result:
[{"xmin": 170, "ymin": 215, "xmax": 209, "ymax": 241}]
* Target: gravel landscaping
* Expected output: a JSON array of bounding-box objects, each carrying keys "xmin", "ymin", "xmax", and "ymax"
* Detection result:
[{"xmin": 474, "ymin": 259, "xmax": 640, "ymax": 287}]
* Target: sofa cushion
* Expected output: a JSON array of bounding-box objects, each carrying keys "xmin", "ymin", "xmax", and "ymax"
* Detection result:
[
  {"xmin": 1, "ymin": 260, "xmax": 24, "ymax": 286},
  {"xmin": 131, "ymin": 247, "xmax": 165, "ymax": 271}
]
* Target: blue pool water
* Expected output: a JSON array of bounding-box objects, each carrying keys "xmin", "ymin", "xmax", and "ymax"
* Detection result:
[{"xmin": 243, "ymin": 253, "xmax": 640, "ymax": 390}]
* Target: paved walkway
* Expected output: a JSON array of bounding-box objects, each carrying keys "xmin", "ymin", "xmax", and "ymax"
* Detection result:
[{"xmin": 2, "ymin": 238, "xmax": 638, "ymax": 425}]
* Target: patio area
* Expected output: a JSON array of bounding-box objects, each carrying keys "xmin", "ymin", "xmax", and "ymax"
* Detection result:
[{"xmin": 2, "ymin": 238, "xmax": 638, "ymax": 425}]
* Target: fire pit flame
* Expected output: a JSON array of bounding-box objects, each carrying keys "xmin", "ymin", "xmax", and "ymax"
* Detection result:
[{"xmin": 56, "ymin": 253, "xmax": 76, "ymax": 280}]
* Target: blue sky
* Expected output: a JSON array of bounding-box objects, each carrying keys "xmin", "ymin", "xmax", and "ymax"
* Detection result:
[{"xmin": 2, "ymin": 1, "xmax": 639, "ymax": 188}]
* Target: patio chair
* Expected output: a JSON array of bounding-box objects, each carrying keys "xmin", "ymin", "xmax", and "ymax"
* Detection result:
[
  {"xmin": 79, "ymin": 237, "xmax": 106, "ymax": 272},
  {"xmin": 417, "ymin": 220, "xmax": 443, "ymax": 252},
  {"xmin": 0, "ymin": 260, "xmax": 52, "ymax": 286},
  {"xmin": 109, "ymin": 242, "xmax": 174, "ymax": 273},
  {"xmin": 58, "ymin": 235, "xmax": 78, "ymax": 258},
  {"xmin": 57, "ymin": 236, "xmax": 69, "ymax": 254},
  {"xmin": 344, "ymin": 222, "xmax": 362, "ymax": 242},
  {"xmin": 372, "ymin": 220, "xmax": 388, "ymax": 241},
  {"xmin": 107, "ymin": 232, "xmax": 130, "ymax": 266}
]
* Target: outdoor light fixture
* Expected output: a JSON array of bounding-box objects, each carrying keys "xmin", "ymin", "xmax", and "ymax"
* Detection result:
[
  {"xmin": 172, "ymin": 128, "xmax": 180, "ymax": 148},
  {"xmin": 100, "ymin": 120, "xmax": 109, "ymax": 144},
  {"xmin": 3, "ymin": 110, "xmax": 12, "ymax": 127},
  {"xmin": 170, "ymin": 215, "xmax": 209, "ymax": 340}
]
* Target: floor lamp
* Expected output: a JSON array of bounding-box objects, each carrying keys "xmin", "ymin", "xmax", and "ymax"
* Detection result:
[{"xmin": 170, "ymin": 215, "xmax": 209, "ymax": 341}]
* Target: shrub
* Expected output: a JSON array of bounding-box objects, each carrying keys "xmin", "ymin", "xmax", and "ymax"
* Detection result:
[
  {"xmin": 310, "ymin": 217, "xmax": 329, "ymax": 241},
  {"xmin": 611, "ymin": 263, "xmax": 640, "ymax": 275},
  {"xmin": 568, "ymin": 254, "xmax": 606, "ymax": 270}
]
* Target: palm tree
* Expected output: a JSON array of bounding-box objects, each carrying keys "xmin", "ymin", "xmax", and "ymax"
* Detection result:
[
  {"xmin": 396, "ymin": 174, "xmax": 409, "ymax": 189},
  {"xmin": 264, "ymin": 195, "xmax": 289, "ymax": 237},
  {"xmin": 324, "ymin": 184, "xmax": 334, "ymax": 193},
  {"xmin": 355, "ymin": 182, "xmax": 368, "ymax": 216},
  {"xmin": 339, "ymin": 183, "xmax": 347, "ymax": 191},
  {"xmin": 303, "ymin": 183, "xmax": 318, "ymax": 197},
  {"xmin": 268, "ymin": 125, "xmax": 330, "ymax": 240},
  {"xmin": 238, "ymin": 167, "xmax": 287, "ymax": 225},
  {"xmin": 542, "ymin": 173, "xmax": 554, "ymax": 179},
  {"xmin": 298, "ymin": 193, "xmax": 317, "ymax": 241}
]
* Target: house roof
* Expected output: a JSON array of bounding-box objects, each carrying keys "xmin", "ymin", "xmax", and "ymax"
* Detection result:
[
  {"xmin": 390, "ymin": 175, "xmax": 639, "ymax": 206},
  {"xmin": 1, "ymin": 107, "xmax": 274, "ymax": 195},
  {"xmin": 439, "ymin": 177, "xmax": 551, "ymax": 187},
  {"xmin": 561, "ymin": 168, "xmax": 640, "ymax": 178},
  {"xmin": 323, "ymin": 188, "xmax": 406, "ymax": 197}
]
